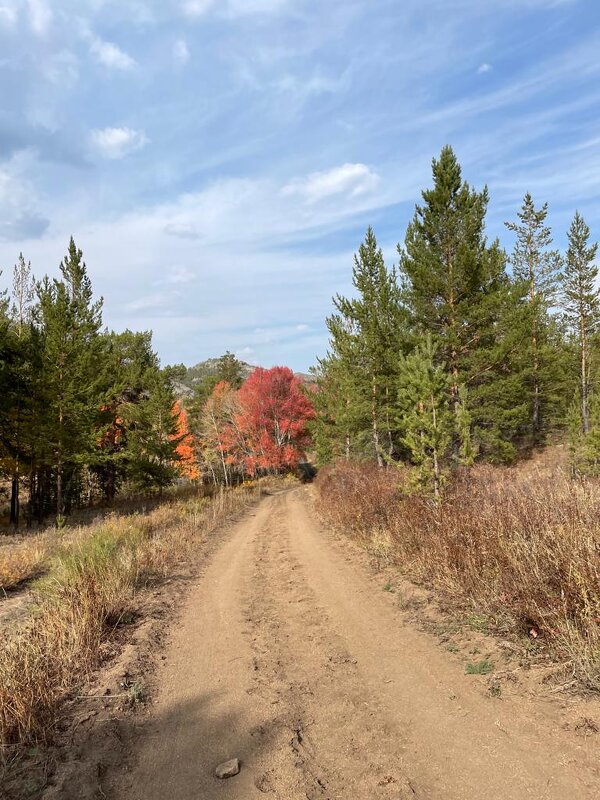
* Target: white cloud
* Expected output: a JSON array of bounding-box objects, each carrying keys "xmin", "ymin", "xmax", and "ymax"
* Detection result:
[
  {"xmin": 0, "ymin": 5, "xmax": 17, "ymax": 27},
  {"xmin": 225, "ymin": 0, "xmax": 288, "ymax": 15},
  {"xmin": 90, "ymin": 37, "xmax": 136, "ymax": 70},
  {"xmin": 182, "ymin": 0, "xmax": 288, "ymax": 18},
  {"xmin": 90, "ymin": 127, "xmax": 148, "ymax": 159},
  {"xmin": 126, "ymin": 292, "xmax": 175, "ymax": 312},
  {"xmin": 275, "ymin": 71, "xmax": 344, "ymax": 98},
  {"xmin": 164, "ymin": 265, "xmax": 196, "ymax": 284},
  {"xmin": 27, "ymin": 0, "xmax": 52, "ymax": 35},
  {"xmin": 0, "ymin": 151, "xmax": 48, "ymax": 240},
  {"xmin": 43, "ymin": 50, "xmax": 79, "ymax": 87},
  {"xmin": 164, "ymin": 221, "xmax": 199, "ymax": 239},
  {"xmin": 477, "ymin": 62, "xmax": 492, "ymax": 74},
  {"xmin": 296, "ymin": 323, "xmax": 309, "ymax": 331},
  {"xmin": 173, "ymin": 38, "xmax": 190, "ymax": 65},
  {"xmin": 182, "ymin": 0, "xmax": 214, "ymax": 17},
  {"xmin": 281, "ymin": 163, "xmax": 381, "ymax": 204}
]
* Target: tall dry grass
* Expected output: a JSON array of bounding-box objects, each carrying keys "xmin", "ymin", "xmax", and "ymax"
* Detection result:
[
  {"xmin": 315, "ymin": 460, "xmax": 600, "ymax": 689},
  {"xmin": 0, "ymin": 481, "xmax": 268, "ymax": 758}
]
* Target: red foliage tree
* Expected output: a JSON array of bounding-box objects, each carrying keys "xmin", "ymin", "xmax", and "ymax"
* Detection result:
[{"xmin": 227, "ymin": 366, "xmax": 314, "ymax": 474}]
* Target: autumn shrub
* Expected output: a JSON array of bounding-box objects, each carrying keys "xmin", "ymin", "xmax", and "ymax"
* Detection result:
[
  {"xmin": 0, "ymin": 480, "xmax": 266, "ymax": 757},
  {"xmin": 315, "ymin": 460, "xmax": 600, "ymax": 689}
]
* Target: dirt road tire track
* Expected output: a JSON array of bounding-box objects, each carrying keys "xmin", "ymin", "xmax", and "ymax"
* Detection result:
[{"xmin": 111, "ymin": 487, "xmax": 600, "ymax": 800}]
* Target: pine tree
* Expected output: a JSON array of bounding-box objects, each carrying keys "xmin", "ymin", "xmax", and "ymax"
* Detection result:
[
  {"xmin": 188, "ymin": 351, "xmax": 245, "ymax": 423},
  {"xmin": 505, "ymin": 194, "xmax": 562, "ymax": 443},
  {"xmin": 399, "ymin": 146, "xmax": 517, "ymax": 461},
  {"xmin": 95, "ymin": 330, "xmax": 160, "ymax": 501},
  {"xmin": 397, "ymin": 335, "xmax": 452, "ymax": 498},
  {"xmin": 310, "ymin": 355, "xmax": 357, "ymax": 464},
  {"xmin": 216, "ymin": 351, "xmax": 244, "ymax": 388},
  {"xmin": 561, "ymin": 211, "xmax": 599, "ymax": 434},
  {"xmin": 122, "ymin": 369, "xmax": 181, "ymax": 492},
  {"xmin": 319, "ymin": 227, "xmax": 406, "ymax": 465},
  {"xmin": 36, "ymin": 238, "xmax": 105, "ymax": 519}
]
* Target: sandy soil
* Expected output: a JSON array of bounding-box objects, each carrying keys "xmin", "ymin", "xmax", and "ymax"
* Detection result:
[{"xmin": 109, "ymin": 487, "xmax": 600, "ymax": 800}]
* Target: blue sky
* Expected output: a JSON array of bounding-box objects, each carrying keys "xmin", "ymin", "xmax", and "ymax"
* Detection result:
[{"xmin": 0, "ymin": 0, "xmax": 599, "ymax": 371}]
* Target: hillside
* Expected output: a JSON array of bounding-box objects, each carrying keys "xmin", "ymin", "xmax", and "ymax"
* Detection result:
[{"xmin": 173, "ymin": 357, "xmax": 316, "ymax": 399}]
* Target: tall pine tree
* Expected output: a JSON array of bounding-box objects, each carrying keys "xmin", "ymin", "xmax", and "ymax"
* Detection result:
[
  {"xmin": 318, "ymin": 227, "xmax": 406, "ymax": 465},
  {"xmin": 561, "ymin": 211, "xmax": 599, "ymax": 434},
  {"xmin": 505, "ymin": 194, "xmax": 563, "ymax": 444},
  {"xmin": 399, "ymin": 146, "xmax": 519, "ymax": 461},
  {"xmin": 37, "ymin": 238, "xmax": 105, "ymax": 518}
]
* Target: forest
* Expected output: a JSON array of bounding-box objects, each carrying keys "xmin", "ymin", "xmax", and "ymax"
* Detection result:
[
  {"xmin": 2, "ymin": 144, "xmax": 599, "ymax": 524},
  {"xmin": 0, "ymin": 243, "xmax": 314, "ymax": 527},
  {"xmin": 313, "ymin": 145, "xmax": 599, "ymax": 493}
]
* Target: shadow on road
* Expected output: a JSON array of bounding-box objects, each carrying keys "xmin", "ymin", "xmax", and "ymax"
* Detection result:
[{"xmin": 112, "ymin": 689, "xmax": 285, "ymax": 800}]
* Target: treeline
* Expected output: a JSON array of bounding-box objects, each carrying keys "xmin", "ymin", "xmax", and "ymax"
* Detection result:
[
  {"xmin": 314, "ymin": 146, "xmax": 598, "ymax": 495},
  {"xmin": 0, "ymin": 243, "xmax": 315, "ymax": 527},
  {"xmin": 0, "ymin": 239, "xmax": 186, "ymax": 526}
]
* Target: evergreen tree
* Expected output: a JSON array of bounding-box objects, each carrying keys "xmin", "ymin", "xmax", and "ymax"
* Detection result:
[
  {"xmin": 397, "ymin": 336, "xmax": 452, "ymax": 498},
  {"xmin": 188, "ymin": 351, "xmax": 245, "ymax": 423},
  {"xmin": 505, "ymin": 194, "xmax": 563, "ymax": 443},
  {"xmin": 95, "ymin": 330, "xmax": 159, "ymax": 500},
  {"xmin": 561, "ymin": 211, "xmax": 599, "ymax": 434},
  {"xmin": 310, "ymin": 355, "xmax": 357, "ymax": 464},
  {"xmin": 122, "ymin": 369, "xmax": 181, "ymax": 492},
  {"xmin": 319, "ymin": 227, "xmax": 406, "ymax": 465},
  {"xmin": 399, "ymin": 146, "xmax": 520, "ymax": 461},
  {"xmin": 216, "ymin": 351, "xmax": 244, "ymax": 388},
  {"xmin": 36, "ymin": 238, "xmax": 105, "ymax": 519}
]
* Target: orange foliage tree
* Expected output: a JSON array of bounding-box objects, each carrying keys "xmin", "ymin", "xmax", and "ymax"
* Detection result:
[{"xmin": 171, "ymin": 400, "xmax": 200, "ymax": 480}]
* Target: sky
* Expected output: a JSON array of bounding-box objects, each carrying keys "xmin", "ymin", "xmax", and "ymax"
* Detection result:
[{"xmin": 0, "ymin": 0, "xmax": 599, "ymax": 371}]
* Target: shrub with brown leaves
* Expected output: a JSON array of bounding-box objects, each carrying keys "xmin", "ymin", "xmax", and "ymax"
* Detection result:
[{"xmin": 315, "ymin": 460, "xmax": 600, "ymax": 689}]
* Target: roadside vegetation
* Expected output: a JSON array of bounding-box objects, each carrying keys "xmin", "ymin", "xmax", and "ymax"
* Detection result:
[
  {"xmin": 0, "ymin": 479, "xmax": 274, "ymax": 762},
  {"xmin": 312, "ymin": 146, "xmax": 600, "ymax": 690},
  {"xmin": 315, "ymin": 457, "xmax": 600, "ymax": 690}
]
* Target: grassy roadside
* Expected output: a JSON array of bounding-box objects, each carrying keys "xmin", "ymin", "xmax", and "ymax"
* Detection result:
[
  {"xmin": 314, "ymin": 459, "xmax": 600, "ymax": 691},
  {"xmin": 0, "ymin": 479, "xmax": 282, "ymax": 763}
]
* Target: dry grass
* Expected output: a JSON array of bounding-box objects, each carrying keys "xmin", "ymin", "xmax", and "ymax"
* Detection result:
[
  {"xmin": 315, "ymin": 458, "xmax": 600, "ymax": 690},
  {"xmin": 0, "ymin": 538, "xmax": 50, "ymax": 593},
  {"xmin": 0, "ymin": 479, "xmax": 272, "ymax": 758}
]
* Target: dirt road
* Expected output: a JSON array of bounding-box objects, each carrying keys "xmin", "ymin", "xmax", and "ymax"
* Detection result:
[{"xmin": 112, "ymin": 487, "xmax": 600, "ymax": 800}]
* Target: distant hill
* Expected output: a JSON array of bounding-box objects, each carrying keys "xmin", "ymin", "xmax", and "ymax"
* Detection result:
[{"xmin": 173, "ymin": 358, "xmax": 316, "ymax": 399}]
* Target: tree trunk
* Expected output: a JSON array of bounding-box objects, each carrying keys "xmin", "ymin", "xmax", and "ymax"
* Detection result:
[
  {"xmin": 56, "ymin": 467, "xmax": 63, "ymax": 518},
  {"xmin": 10, "ymin": 473, "xmax": 19, "ymax": 527},
  {"xmin": 432, "ymin": 397, "xmax": 440, "ymax": 501},
  {"xmin": 372, "ymin": 375, "xmax": 383, "ymax": 468},
  {"xmin": 532, "ymin": 326, "xmax": 541, "ymax": 441},
  {"xmin": 57, "ymin": 401, "xmax": 64, "ymax": 518},
  {"xmin": 581, "ymin": 323, "xmax": 590, "ymax": 435},
  {"xmin": 385, "ymin": 384, "xmax": 393, "ymax": 459},
  {"xmin": 345, "ymin": 397, "xmax": 351, "ymax": 460}
]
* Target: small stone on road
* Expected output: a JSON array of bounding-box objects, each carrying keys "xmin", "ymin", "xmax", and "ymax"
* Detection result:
[{"xmin": 215, "ymin": 758, "xmax": 240, "ymax": 779}]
